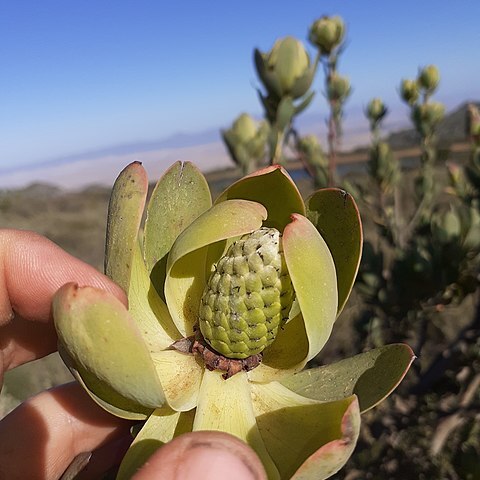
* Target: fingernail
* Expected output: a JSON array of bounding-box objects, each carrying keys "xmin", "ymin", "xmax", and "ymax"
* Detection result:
[{"xmin": 178, "ymin": 446, "xmax": 257, "ymax": 480}]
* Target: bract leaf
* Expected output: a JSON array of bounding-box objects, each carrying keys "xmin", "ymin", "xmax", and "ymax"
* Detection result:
[
  {"xmin": 283, "ymin": 214, "xmax": 338, "ymax": 361},
  {"xmin": 117, "ymin": 407, "xmax": 182, "ymax": 480},
  {"xmin": 165, "ymin": 200, "xmax": 267, "ymax": 337},
  {"xmin": 280, "ymin": 344, "xmax": 415, "ymax": 413},
  {"xmin": 105, "ymin": 162, "xmax": 148, "ymax": 294},
  {"xmin": 306, "ymin": 189, "xmax": 363, "ymax": 315},
  {"xmin": 251, "ymin": 381, "xmax": 360, "ymax": 480},
  {"xmin": 129, "ymin": 242, "xmax": 181, "ymax": 351},
  {"xmin": 215, "ymin": 165, "xmax": 305, "ymax": 232},
  {"xmin": 59, "ymin": 345, "xmax": 151, "ymax": 420},
  {"xmin": 277, "ymin": 96, "xmax": 295, "ymax": 131},
  {"xmin": 144, "ymin": 161, "xmax": 211, "ymax": 301},
  {"xmin": 151, "ymin": 350, "xmax": 203, "ymax": 412},
  {"xmin": 248, "ymin": 314, "xmax": 309, "ymax": 383},
  {"xmin": 193, "ymin": 369, "xmax": 280, "ymax": 480},
  {"xmin": 53, "ymin": 284, "xmax": 165, "ymax": 409}
]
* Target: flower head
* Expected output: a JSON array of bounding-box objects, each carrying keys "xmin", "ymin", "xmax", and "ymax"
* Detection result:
[{"xmin": 53, "ymin": 162, "xmax": 414, "ymax": 479}]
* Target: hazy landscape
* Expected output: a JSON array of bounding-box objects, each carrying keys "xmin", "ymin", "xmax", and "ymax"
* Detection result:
[{"xmin": 0, "ymin": 101, "xmax": 474, "ymax": 410}]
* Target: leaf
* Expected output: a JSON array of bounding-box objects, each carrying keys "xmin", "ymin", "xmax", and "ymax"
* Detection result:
[
  {"xmin": 105, "ymin": 162, "xmax": 148, "ymax": 294},
  {"xmin": 215, "ymin": 165, "xmax": 305, "ymax": 232},
  {"xmin": 116, "ymin": 407, "xmax": 183, "ymax": 480},
  {"xmin": 193, "ymin": 369, "xmax": 280, "ymax": 479},
  {"xmin": 151, "ymin": 350, "xmax": 203, "ymax": 412},
  {"xmin": 283, "ymin": 214, "xmax": 338, "ymax": 361},
  {"xmin": 129, "ymin": 242, "xmax": 181, "ymax": 351},
  {"xmin": 294, "ymin": 90, "xmax": 315, "ymax": 115},
  {"xmin": 251, "ymin": 381, "xmax": 360, "ymax": 480},
  {"xmin": 306, "ymin": 189, "xmax": 363, "ymax": 316},
  {"xmin": 60, "ymin": 345, "xmax": 152, "ymax": 420},
  {"xmin": 276, "ymin": 96, "xmax": 295, "ymax": 131},
  {"xmin": 144, "ymin": 161, "xmax": 211, "ymax": 301},
  {"xmin": 53, "ymin": 284, "xmax": 165, "ymax": 409},
  {"xmin": 248, "ymin": 314, "xmax": 309, "ymax": 383},
  {"xmin": 280, "ymin": 344, "xmax": 415, "ymax": 413},
  {"xmin": 165, "ymin": 199, "xmax": 267, "ymax": 337}
]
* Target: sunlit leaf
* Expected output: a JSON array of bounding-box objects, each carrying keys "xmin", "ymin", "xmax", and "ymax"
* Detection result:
[
  {"xmin": 215, "ymin": 165, "xmax": 305, "ymax": 231},
  {"xmin": 129, "ymin": 242, "xmax": 181, "ymax": 351},
  {"xmin": 53, "ymin": 284, "xmax": 165, "ymax": 409},
  {"xmin": 105, "ymin": 162, "xmax": 148, "ymax": 293},
  {"xmin": 59, "ymin": 345, "xmax": 151, "ymax": 420},
  {"xmin": 248, "ymin": 314, "xmax": 309, "ymax": 383},
  {"xmin": 193, "ymin": 369, "xmax": 280, "ymax": 479},
  {"xmin": 116, "ymin": 407, "xmax": 182, "ymax": 480},
  {"xmin": 151, "ymin": 350, "xmax": 203, "ymax": 412},
  {"xmin": 144, "ymin": 161, "xmax": 211, "ymax": 301},
  {"xmin": 280, "ymin": 344, "xmax": 415, "ymax": 413},
  {"xmin": 251, "ymin": 381, "xmax": 360, "ymax": 480},
  {"xmin": 165, "ymin": 200, "xmax": 267, "ymax": 336},
  {"xmin": 283, "ymin": 214, "xmax": 338, "ymax": 361}
]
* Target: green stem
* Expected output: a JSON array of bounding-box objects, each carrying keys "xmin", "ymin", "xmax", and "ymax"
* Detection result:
[{"xmin": 271, "ymin": 129, "xmax": 284, "ymax": 165}]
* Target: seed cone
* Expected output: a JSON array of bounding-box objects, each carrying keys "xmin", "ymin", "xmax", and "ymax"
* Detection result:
[{"xmin": 199, "ymin": 227, "xmax": 294, "ymax": 359}]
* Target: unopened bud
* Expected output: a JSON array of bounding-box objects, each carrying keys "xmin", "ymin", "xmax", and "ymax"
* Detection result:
[
  {"xmin": 308, "ymin": 16, "xmax": 345, "ymax": 55},
  {"xmin": 400, "ymin": 79, "xmax": 419, "ymax": 105},
  {"xmin": 418, "ymin": 65, "xmax": 440, "ymax": 93}
]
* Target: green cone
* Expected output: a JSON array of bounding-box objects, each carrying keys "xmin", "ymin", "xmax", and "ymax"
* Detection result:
[{"xmin": 199, "ymin": 227, "xmax": 294, "ymax": 359}]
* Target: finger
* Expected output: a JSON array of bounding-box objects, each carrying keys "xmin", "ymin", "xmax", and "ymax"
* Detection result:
[
  {"xmin": 132, "ymin": 431, "xmax": 267, "ymax": 480},
  {"xmin": 0, "ymin": 382, "xmax": 131, "ymax": 480},
  {"xmin": 0, "ymin": 229, "xmax": 126, "ymax": 370}
]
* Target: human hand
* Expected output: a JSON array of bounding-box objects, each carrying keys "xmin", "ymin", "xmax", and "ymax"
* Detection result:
[{"xmin": 0, "ymin": 229, "xmax": 266, "ymax": 479}]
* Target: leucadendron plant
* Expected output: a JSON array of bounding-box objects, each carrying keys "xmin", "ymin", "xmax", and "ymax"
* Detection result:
[{"xmin": 53, "ymin": 161, "xmax": 414, "ymax": 479}]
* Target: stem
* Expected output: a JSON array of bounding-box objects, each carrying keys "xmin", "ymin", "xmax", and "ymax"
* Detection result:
[
  {"xmin": 271, "ymin": 129, "xmax": 284, "ymax": 165},
  {"xmin": 325, "ymin": 53, "xmax": 339, "ymax": 187},
  {"xmin": 327, "ymin": 110, "xmax": 338, "ymax": 186}
]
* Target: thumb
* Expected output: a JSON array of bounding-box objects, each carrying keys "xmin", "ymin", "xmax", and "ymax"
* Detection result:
[{"xmin": 132, "ymin": 431, "xmax": 267, "ymax": 480}]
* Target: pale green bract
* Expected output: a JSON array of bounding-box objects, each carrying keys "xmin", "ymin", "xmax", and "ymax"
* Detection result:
[{"xmin": 53, "ymin": 161, "xmax": 414, "ymax": 480}]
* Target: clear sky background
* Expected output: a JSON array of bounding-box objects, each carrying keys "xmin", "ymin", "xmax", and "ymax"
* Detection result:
[{"xmin": 1, "ymin": 0, "xmax": 479, "ymax": 181}]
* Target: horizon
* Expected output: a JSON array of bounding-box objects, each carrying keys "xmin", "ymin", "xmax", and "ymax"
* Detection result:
[{"xmin": 1, "ymin": 1, "xmax": 479, "ymax": 188}]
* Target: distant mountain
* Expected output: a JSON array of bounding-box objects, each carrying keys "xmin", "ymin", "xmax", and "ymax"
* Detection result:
[{"xmin": 387, "ymin": 101, "xmax": 480, "ymax": 149}]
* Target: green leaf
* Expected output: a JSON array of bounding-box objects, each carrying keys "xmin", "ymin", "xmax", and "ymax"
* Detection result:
[
  {"xmin": 251, "ymin": 381, "xmax": 360, "ymax": 480},
  {"xmin": 105, "ymin": 162, "xmax": 148, "ymax": 294},
  {"xmin": 216, "ymin": 165, "xmax": 305, "ymax": 232},
  {"xmin": 294, "ymin": 90, "xmax": 315, "ymax": 115},
  {"xmin": 144, "ymin": 161, "xmax": 212, "ymax": 301},
  {"xmin": 165, "ymin": 199, "xmax": 267, "ymax": 336},
  {"xmin": 276, "ymin": 96, "xmax": 295, "ymax": 131},
  {"xmin": 306, "ymin": 189, "xmax": 363, "ymax": 315},
  {"xmin": 248, "ymin": 314, "xmax": 309, "ymax": 383},
  {"xmin": 280, "ymin": 344, "xmax": 415, "ymax": 413},
  {"xmin": 193, "ymin": 369, "xmax": 280, "ymax": 479},
  {"xmin": 59, "ymin": 345, "xmax": 152, "ymax": 420},
  {"xmin": 116, "ymin": 407, "xmax": 186, "ymax": 480},
  {"xmin": 129, "ymin": 242, "xmax": 181, "ymax": 351},
  {"xmin": 151, "ymin": 350, "xmax": 203, "ymax": 411},
  {"xmin": 53, "ymin": 284, "xmax": 165, "ymax": 410},
  {"xmin": 283, "ymin": 214, "xmax": 338, "ymax": 361}
]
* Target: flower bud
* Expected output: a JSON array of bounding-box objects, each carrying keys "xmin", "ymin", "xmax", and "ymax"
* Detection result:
[
  {"xmin": 400, "ymin": 79, "xmax": 419, "ymax": 105},
  {"xmin": 418, "ymin": 65, "xmax": 440, "ymax": 93},
  {"xmin": 254, "ymin": 36, "xmax": 314, "ymax": 99},
  {"xmin": 308, "ymin": 15, "xmax": 345, "ymax": 55},
  {"xmin": 366, "ymin": 98, "xmax": 388, "ymax": 124},
  {"xmin": 222, "ymin": 114, "xmax": 268, "ymax": 174},
  {"xmin": 327, "ymin": 73, "xmax": 351, "ymax": 102}
]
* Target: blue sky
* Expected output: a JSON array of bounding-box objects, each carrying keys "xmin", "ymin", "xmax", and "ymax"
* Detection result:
[{"xmin": 1, "ymin": 0, "xmax": 479, "ymax": 171}]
